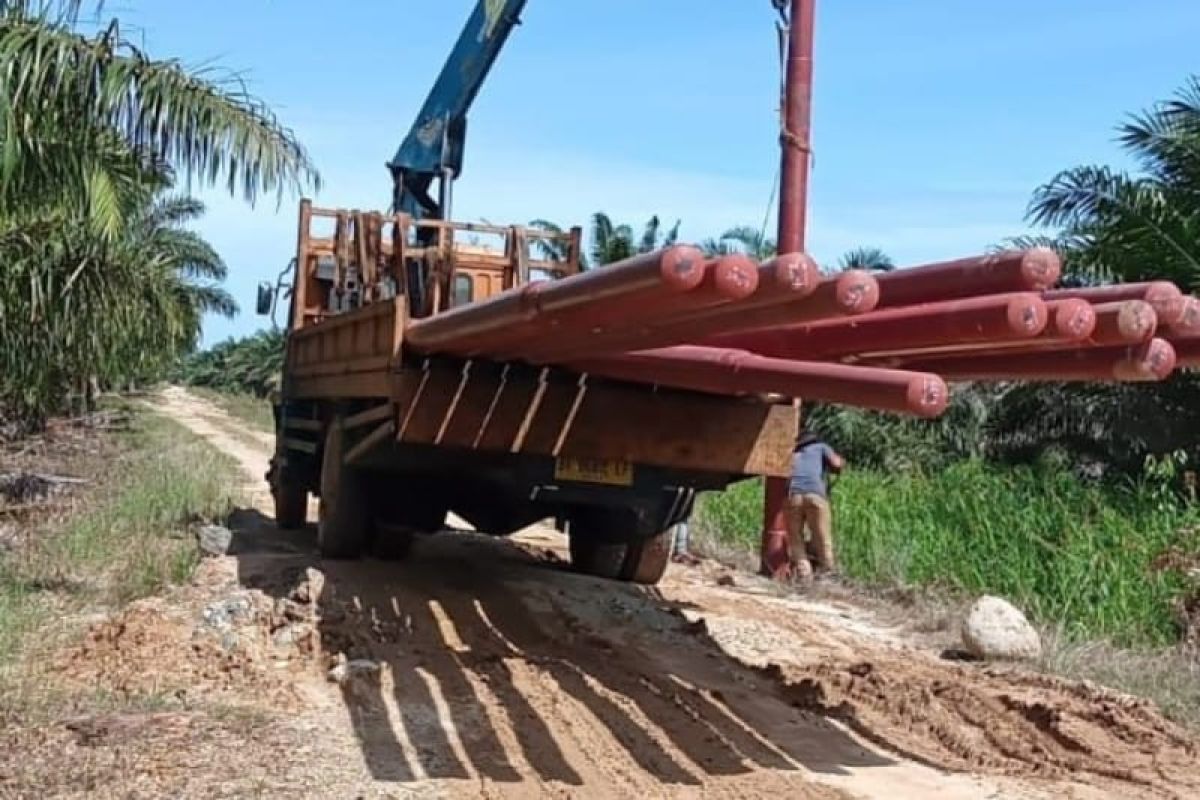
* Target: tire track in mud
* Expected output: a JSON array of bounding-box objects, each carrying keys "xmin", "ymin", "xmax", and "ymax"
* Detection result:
[{"xmin": 63, "ymin": 386, "xmax": 1195, "ymax": 799}]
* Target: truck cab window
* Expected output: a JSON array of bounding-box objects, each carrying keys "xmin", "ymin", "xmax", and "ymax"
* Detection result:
[{"xmin": 453, "ymin": 273, "xmax": 474, "ymax": 306}]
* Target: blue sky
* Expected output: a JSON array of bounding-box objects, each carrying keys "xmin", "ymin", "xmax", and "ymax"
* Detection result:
[{"xmin": 111, "ymin": 0, "xmax": 1200, "ymax": 344}]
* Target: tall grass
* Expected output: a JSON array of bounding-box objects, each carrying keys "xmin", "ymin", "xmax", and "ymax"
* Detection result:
[
  {"xmin": 0, "ymin": 409, "xmax": 239, "ymax": 675},
  {"xmin": 696, "ymin": 461, "xmax": 1200, "ymax": 646},
  {"xmin": 189, "ymin": 386, "xmax": 274, "ymax": 434}
]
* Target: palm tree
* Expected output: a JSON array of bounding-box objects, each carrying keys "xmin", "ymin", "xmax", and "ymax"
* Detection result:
[
  {"xmin": 0, "ymin": 1, "xmax": 319, "ymax": 427},
  {"xmin": 530, "ymin": 213, "xmax": 681, "ymax": 268},
  {"xmin": 177, "ymin": 328, "xmax": 286, "ymax": 398},
  {"xmin": 701, "ymin": 226, "xmax": 777, "ymax": 260},
  {"xmin": 985, "ymin": 76, "xmax": 1200, "ymax": 475},
  {"xmin": 528, "ymin": 218, "xmax": 580, "ymax": 267},
  {"xmin": 839, "ymin": 246, "xmax": 895, "ymax": 272},
  {"xmin": 1025, "ymin": 75, "xmax": 1200, "ymax": 289},
  {"xmin": 590, "ymin": 212, "xmax": 680, "ymax": 266}
]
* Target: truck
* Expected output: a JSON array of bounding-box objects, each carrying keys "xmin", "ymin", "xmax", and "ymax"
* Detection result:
[{"xmin": 258, "ymin": 0, "xmax": 798, "ymax": 585}]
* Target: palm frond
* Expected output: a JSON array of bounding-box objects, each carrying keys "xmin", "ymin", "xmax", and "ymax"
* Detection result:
[{"xmin": 839, "ymin": 246, "xmax": 894, "ymax": 272}]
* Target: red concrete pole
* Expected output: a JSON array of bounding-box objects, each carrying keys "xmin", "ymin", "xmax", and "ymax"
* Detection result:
[
  {"xmin": 710, "ymin": 292, "xmax": 1049, "ymax": 361},
  {"xmin": 573, "ymin": 347, "xmax": 949, "ymax": 417},
  {"xmin": 406, "ymin": 245, "xmax": 706, "ymax": 355},
  {"xmin": 858, "ymin": 298, "xmax": 1096, "ymax": 365},
  {"xmin": 1045, "ymin": 281, "xmax": 1185, "ymax": 326},
  {"xmin": 888, "ymin": 300, "xmax": 1153, "ymax": 363},
  {"xmin": 1171, "ymin": 335, "xmax": 1200, "ymax": 367},
  {"xmin": 1169, "ymin": 296, "xmax": 1200, "ymax": 335},
  {"xmin": 874, "ymin": 248, "xmax": 1061, "ymax": 309},
  {"xmin": 1089, "ymin": 300, "xmax": 1157, "ymax": 346},
  {"xmin": 902, "ymin": 337, "xmax": 1178, "ymax": 382},
  {"xmin": 762, "ymin": 0, "xmax": 817, "ymax": 579},
  {"xmin": 499, "ymin": 255, "xmax": 760, "ymax": 362},
  {"xmin": 520, "ymin": 268, "xmax": 878, "ymax": 364}
]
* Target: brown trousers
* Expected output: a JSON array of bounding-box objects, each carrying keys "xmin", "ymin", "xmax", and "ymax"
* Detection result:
[{"xmin": 786, "ymin": 493, "xmax": 835, "ymax": 574}]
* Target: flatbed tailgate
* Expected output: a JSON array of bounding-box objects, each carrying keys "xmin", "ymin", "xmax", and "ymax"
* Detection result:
[{"xmin": 393, "ymin": 363, "xmax": 795, "ymax": 478}]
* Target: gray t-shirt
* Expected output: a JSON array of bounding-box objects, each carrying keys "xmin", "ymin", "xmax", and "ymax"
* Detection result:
[{"xmin": 790, "ymin": 442, "xmax": 833, "ymax": 497}]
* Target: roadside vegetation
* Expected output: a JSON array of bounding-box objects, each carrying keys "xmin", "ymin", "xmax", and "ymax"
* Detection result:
[
  {"xmin": 697, "ymin": 461, "xmax": 1199, "ymax": 647},
  {"xmin": 0, "ymin": 1, "xmax": 317, "ymax": 433},
  {"xmin": 0, "ymin": 403, "xmax": 240, "ymax": 715},
  {"xmin": 696, "ymin": 75, "xmax": 1200, "ymax": 724}
]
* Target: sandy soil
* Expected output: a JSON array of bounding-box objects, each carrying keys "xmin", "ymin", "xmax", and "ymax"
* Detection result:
[{"xmin": 7, "ymin": 386, "xmax": 1198, "ymax": 799}]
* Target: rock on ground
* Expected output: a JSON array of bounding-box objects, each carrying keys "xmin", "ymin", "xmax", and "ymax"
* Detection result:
[
  {"xmin": 961, "ymin": 595, "xmax": 1042, "ymax": 661},
  {"xmin": 196, "ymin": 524, "xmax": 233, "ymax": 556}
]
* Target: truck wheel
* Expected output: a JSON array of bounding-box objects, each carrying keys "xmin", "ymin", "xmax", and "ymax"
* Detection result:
[
  {"xmin": 269, "ymin": 461, "xmax": 308, "ymax": 529},
  {"xmin": 569, "ymin": 536, "xmax": 629, "ymax": 581},
  {"xmin": 371, "ymin": 522, "xmax": 415, "ymax": 561},
  {"xmin": 568, "ymin": 509, "xmax": 671, "ymax": 585},
  {"xmin": 318, "ymin": 420, "xmax": 369, "ymax": 559},
  {"xmin": 622, "ymin": 529, "xmax": 672, "ymax": 585}
]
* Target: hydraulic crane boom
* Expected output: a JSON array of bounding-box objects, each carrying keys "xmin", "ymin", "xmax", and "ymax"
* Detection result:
[{"xmin": 389, "ymin": 0, "xmax": 528, "ymax": 221}]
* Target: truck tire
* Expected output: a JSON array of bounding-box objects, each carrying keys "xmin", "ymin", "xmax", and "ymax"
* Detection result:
[
  {"xmin": 371, "ymin": 522, "xmax": 415, "ymax": 561},
  {"xmin": 318, "ymin": 420, "xmax": 369, "ymax": 559},
  {"xmin": 569, "ymin": 536, "xmax": 629, "ymax": 581},
  {"xmin": 270, "ymin": 462, "xmax": 308, "ymax": 529},
  {"xmin": 622, "ymin": 529, "xmax": 672, "ymax": 585},
  {"xmin": 568, "ymin": 509, "xmax": 672, "ymax": 585}
]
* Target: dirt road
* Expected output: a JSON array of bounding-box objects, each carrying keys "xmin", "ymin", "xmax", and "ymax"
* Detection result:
[{"xmin": 31, "ymin": 387, "xmax": 1200, "ymax": 798}]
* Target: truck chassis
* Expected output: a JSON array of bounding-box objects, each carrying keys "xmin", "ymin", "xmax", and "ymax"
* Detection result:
[{"xmin": 266, "ymin": 202, "xmax": 796, "ymax": 584}]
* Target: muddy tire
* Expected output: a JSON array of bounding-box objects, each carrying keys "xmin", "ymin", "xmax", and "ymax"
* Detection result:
[
  {"xmin": 622, "ymin": 529, "xmax": 672, "ymax": 585},
  {"xmin": 318, "ymin": 420, "xmax": 369, "ymax": 559},
  {"xmin": 270, "ymin": 463, "xmax": 308, "ymax": 529},
  {"xmin": 371, "ymin": 523, "xmax": 415, "ymax": 561},
  {"xmin": 569, "ymin": 535, "xmax": 630, "ymax": 580},
  {"xmin": 569, "ymin": 509, "xmax": 672, "ymax": 585}
]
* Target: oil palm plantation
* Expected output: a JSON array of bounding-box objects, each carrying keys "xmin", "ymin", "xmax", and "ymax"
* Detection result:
[
  {"xmin": 701, "ymin": 226, "xmax": 776, "ymax": 260},
  {"xmin": 981, "ymin": 76, "xmax": 1200, "ymax": 474},
  {"xmin": 838, "ymin": 246, "xmax": 895, "ymax": 272},
  {"xmin": 1024, "ymin": 76, "xmax": 1200, "ymax": 289},
  {"xmin": 178, "ymin": 328, "xmax": 286, "ymax": 398},
  {"xmin": 529, "ymin": 213, "xmax": 681, "ymax": 268},
  {"xmin": 0, "ymin": 1, "xmax": 318, "ymax": 427},
  {"xmin": 589, "ymin": 212, "xmax": 680, "ymax": 265}
]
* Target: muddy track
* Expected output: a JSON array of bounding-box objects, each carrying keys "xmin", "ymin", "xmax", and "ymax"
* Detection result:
[{"xmin": 19, "ymin": 387, "xmax": 1198, "ymax": 799}]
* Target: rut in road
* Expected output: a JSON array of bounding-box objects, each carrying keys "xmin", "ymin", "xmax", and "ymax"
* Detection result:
[{"xmin": 43, "ymin": 387, "xmax": 1200, "ymax": 799}]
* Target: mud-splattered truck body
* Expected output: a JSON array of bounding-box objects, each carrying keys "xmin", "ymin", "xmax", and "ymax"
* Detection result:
[{"xmin": 263, "ymin": 201, "xmax": 797, "ymax": 584}]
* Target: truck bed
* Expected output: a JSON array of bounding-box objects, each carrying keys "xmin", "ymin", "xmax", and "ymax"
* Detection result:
[{"xmin": 282, "ymin": 297, "xmax": 795, "ymax": 480}]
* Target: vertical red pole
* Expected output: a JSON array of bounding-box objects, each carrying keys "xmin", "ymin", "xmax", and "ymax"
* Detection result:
[{"xmin": 761, "ymin": 0, "xmax": 816, "ymax": 578}]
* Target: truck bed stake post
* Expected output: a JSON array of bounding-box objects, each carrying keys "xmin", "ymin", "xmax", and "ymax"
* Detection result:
[{"xmin": 762, "ymin": 0, "xmax": 816, "ymax": 580}]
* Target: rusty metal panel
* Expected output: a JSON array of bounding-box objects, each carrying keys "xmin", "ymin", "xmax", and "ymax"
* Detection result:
[
  {"xmin": 389, "ymin": 363, "xmax": 793, "ymax": 477},
  {"xmin": 553, "ymin": 386, "xmax": 795, "ymax": 477},
  {"xmin": 289, "ymin": 372, "xmax": 392, "ymax": 399},
  {"xmin": 436, "ymin": 363, "xmax": 509, "ymax": 447},
  {"xmin": 518, "ymin": 375, "xmax": 585, "ymax": 455},
  {"xmin": 474, "ymin": 369, "xmax": 543, "ymax": 451},
  {"xmin": 285, "ymin": 298, "xmax": 406, "ymax": 398},
  {"xmin": 396, "ymin": 365, "xmax": 465, "ymax": 443}
]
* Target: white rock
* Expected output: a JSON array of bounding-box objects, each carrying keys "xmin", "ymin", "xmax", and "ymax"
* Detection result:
[
  {"xmin": 200, "ymin": 594, "xmax": 255, "ymax": 631},
  {"xmin": 327, "ymin": 659, "xmax": 381, "ymax": 686},
  {"xmin": 961, "ymin": 595, "xmax": 1042, "ymax": 661},
  {"xmin": 196, "ymin": 524, "xmax": 233, "ymax": 556},
  {"xmin": 290, "ymin": 567, "xmax": 326, "ymax": 604}
]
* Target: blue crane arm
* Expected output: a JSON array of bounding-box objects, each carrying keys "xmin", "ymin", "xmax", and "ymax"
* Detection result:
[{"xmin": 390, "ymin": 0, "xmax": 528, "ymax": 220}]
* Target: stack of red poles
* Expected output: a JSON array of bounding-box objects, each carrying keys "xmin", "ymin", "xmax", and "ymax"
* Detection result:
[{"xmin": 405, "ymin": 245, "xmax": 1198, "ymax": 419}]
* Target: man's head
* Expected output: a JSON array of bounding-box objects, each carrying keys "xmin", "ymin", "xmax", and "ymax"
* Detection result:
[{"xmin": 795, "ymin": 428, "xmax": 820, "ymax": 450}]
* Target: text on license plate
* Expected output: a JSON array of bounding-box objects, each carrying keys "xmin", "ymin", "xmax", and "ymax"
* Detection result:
[{"xmin": 554, "ymin": 457, "xmax": 634, "ymax": 486}]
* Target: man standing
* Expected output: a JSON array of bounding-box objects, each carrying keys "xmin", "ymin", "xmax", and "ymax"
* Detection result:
[
  {"xmin": 670, "ymin": 520, "xmax": 699, "ymax": 565},
  {"xmin": 787, "ymin": 428, "xmax": 845, "ymax": 579}
]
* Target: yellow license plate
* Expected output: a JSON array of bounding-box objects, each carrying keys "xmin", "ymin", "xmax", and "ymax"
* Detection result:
[{"xmin": 554, "ymin": 457, "xmax": 634, "ymax": 486}]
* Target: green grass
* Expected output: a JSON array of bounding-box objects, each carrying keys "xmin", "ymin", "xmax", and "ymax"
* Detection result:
[
  {"xmin": 189, "ymin": 386, "xmax": 274, "ymax": 433},
  {"xmin": 0, "ymin": 407, "xmax": 241, "ymax": 679},
  {"xmin": 696, "ymin": 461, "xmax": 1200, "ymax": 647}
]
